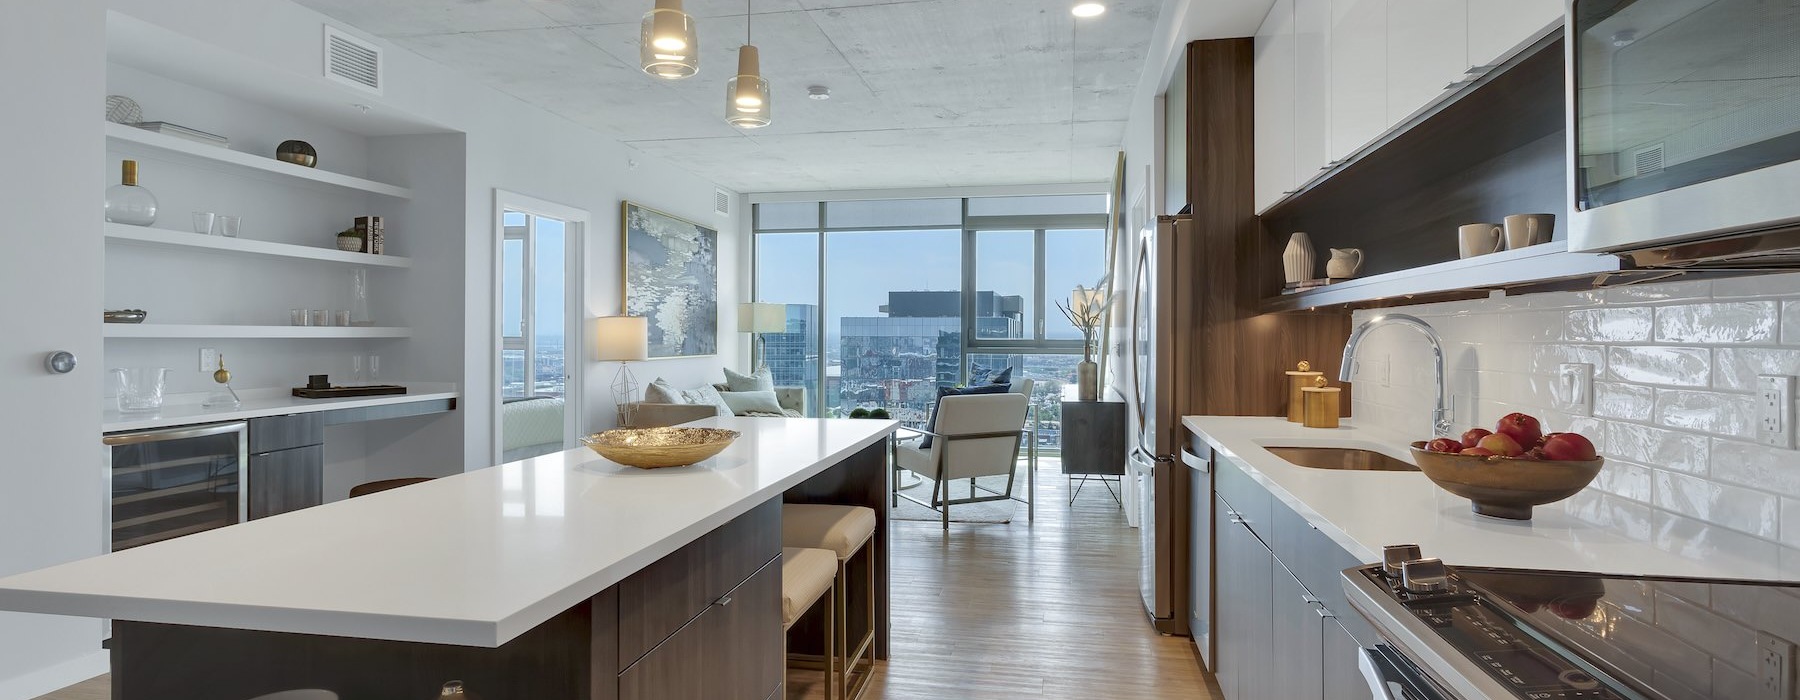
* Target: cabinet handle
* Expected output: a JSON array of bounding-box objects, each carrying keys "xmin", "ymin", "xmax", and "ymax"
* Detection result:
[
  {"xmin": 715, "ymin": 595, "xmax": 734, "ymax": 607},
  {"xmin": 1301, "ymin": 595, "xmax": 1322, "ymax": 606},
  {"xmin": 1444, "ymin": 80, "xmax": 1475, "ymax": 90},
  {"xmin": 1229, "ymin": 517, "xmax": 1247, "ymax": 525},
  {"xmin": 1316, "ymin": 606, "xmax": 1337, "ymax": 620}
]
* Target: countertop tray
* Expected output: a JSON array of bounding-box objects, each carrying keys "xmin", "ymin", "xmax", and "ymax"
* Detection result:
[{"xmin": 291, "ymin": 385, "xmax": 408, "ymax": 399}]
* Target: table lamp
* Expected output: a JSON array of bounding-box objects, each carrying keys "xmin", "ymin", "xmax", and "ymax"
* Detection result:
[
  {"xmin": 596, "ymin": 315, "xmax": 649, "ymax": 426},
  {"xmin": 737, "ymin": 302, "xmax": 785, "ymax": 371}
]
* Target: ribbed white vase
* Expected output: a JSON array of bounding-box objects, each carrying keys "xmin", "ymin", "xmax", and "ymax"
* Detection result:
[{"xmin": 1282, "ymin": 232, "xmax": 1315, "ymax": 284}]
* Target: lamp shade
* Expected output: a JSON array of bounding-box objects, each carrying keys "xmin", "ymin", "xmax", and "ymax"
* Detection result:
[
  {"xmin": 1072, "ymin": 287, "xmax": 1105, "ymax": 316},
  {"xmin": 738, "ymin": 302, "xmax": 786, "ymax": 333},
  {"xmin": 641, "ymin": 0, "xmax": 698, "ymax": 79},
  {"xmin": 595, "ymin": 315, "xmax": 649, "ymax": 361}
]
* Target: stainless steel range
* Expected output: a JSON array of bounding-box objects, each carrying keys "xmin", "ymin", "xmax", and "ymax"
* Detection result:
[{"xmin": 1344, "ymin": 544, "xmax": 1800, "ymax": 700}]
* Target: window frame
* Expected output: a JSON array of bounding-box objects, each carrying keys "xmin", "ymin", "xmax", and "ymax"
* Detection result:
[{"xmin": 492, "ymin": 189, "xmax": 588, "ymax": 464}]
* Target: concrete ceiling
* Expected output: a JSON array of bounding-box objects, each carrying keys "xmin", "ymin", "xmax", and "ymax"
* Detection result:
[{"xmin": 293, "ymin": 0, "xmax": 1162, "ymax": 192}]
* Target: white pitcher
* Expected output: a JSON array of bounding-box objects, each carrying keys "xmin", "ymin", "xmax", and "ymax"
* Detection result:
[{"xmin": 1326, "ymin": 248, "xmax": 1364, "ymax": 279}]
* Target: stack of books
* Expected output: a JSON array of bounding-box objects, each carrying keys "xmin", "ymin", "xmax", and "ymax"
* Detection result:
[
  {"xmin": 133, "ymin": 122, "xmax": 229, "ymax": 148},
  {"xmin": 1281, "ymin": 278, "xmax": 1336, "ymax": 294}
]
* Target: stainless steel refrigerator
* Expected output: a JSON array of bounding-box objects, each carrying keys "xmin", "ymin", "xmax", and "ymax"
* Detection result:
[{"xmin": 1115, "ymin": 214, "xmax": 1192, "ymax": 637}]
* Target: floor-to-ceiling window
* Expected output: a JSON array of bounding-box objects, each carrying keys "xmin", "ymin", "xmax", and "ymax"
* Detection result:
[{"xmin": 752, "ymin": 194, "xmax": 1110, "ymax": 453}]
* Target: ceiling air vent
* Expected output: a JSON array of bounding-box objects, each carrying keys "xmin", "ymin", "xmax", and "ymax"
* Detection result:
[
  {"xmin": 1627, "ymin": 143, "xmax": 1665, "ymax": 177},
  {"xmin": 715, "ymin": 189, "xmax": 732, "ymax": 216},
  {"xmin": 323, "ymin": 26, "xmax": 382, "ymax": 95}
]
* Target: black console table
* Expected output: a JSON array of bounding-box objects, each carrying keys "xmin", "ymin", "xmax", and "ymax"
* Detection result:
[{"xmin": 1059, "ymin": 400, "xmax": 1126, "ymax": 505}]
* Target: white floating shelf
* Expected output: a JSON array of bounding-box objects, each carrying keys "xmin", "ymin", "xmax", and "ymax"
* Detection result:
[
  {"xmin": 104, "ymin": 325, "xmax": 412, "ymax": 339},
  {"xmin": 104, "ymin": 224, "xmax": 411, "ymax": 268},
  {"xmin": 104, "ymin": 123, "xmax": 413, "ymax": 199}
]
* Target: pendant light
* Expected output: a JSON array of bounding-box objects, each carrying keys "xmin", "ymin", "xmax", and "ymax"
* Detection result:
[
  {"xmin": 726, "ymin": 0, "xmax": 771, "ymax": 128},
  {"xmin": 641, "ymin": 0, "xmax": 698, "ymax": 79}
]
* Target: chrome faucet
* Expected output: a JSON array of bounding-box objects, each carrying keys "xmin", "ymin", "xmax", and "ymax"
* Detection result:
[{"xmin": 1340, "ymin": 313, "xmax": 1452, "ymax": 438}]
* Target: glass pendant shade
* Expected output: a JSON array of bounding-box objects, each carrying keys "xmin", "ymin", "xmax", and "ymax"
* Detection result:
[
  {"xmin": 640, "ymin": 0, "xmax": 698, "ymax": 79},
  {"xmin": 104, "ymin": 160, "xmax": 158, "ymax": 226},
  {"xmin": 726, "ymin": 45, "xmax": 771, "ymax": 128}
]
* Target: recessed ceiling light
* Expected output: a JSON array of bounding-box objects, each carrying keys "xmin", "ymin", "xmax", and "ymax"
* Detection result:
[{"xmin": 1072, "ymin": 3, "xmax": 1105, "ymax": 18}]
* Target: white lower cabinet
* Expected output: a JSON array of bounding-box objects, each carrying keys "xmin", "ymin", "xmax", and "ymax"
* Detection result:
[{"xmin": 1211, "ymin": 457, "xmax": 1372, "ymax": 700}]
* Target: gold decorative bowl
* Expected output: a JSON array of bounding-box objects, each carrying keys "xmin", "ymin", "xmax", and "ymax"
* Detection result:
[
  {"xmin": 1408, "ymin": 441, "xmax": 1604, "ymax": 520},
  {"xmin": 581, "ymin": 427, "xmax": 740, "ymax": 469}
]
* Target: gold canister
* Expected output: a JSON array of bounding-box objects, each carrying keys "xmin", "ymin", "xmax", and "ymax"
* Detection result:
[
  {"xmin": 1285, "ymin": 360, "xmax": 1324, "ymax": 422},
  {"xmin": 1302, "ymin": 376, "xmax": 1341, "ymax": 429}
]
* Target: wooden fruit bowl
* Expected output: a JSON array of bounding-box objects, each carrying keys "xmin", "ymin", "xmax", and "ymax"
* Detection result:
[
  {"xmin": 582, "ymin": 427, "xmax": 740, "ymax": 469},
  {"xmin": 1408, "ymin": 441, "xmax": 1604, "ymax": 520}
]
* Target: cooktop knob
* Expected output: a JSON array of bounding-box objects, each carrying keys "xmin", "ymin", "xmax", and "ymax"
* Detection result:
[
  {"xmin": 1402, "ymin": 558, "xmax": 1450, "ymax": 594},
  {"xmin": 1382, "ymin": 544, "xmax": 1423, "ymax": 577}
]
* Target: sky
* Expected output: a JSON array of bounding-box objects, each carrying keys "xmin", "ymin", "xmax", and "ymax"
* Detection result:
[
  {"xmin": 755, "ymin": 227, "xmax": 1107, "ymax": 346},
  {"xmin": 501, "ymin": 212, "xmax": 566, "ymax": 340}
]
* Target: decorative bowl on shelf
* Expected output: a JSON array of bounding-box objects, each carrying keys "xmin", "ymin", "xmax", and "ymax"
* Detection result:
[
  {"xmin": 1408, "ymin": 441, "xmax": 1603, "ymax": 520},
  {"xmin": 581, "ymin": 427, "xmax": 740, "ymax": 469}
]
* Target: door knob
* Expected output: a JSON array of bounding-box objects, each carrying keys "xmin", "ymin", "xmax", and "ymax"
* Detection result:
[{"xmin": 44, "ymin": 351, "xmax": 77, "ymax": 374}]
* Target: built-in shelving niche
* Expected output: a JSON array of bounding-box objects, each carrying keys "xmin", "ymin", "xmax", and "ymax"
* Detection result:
[{"xmin": 1258, "ymin": 36, "xmax": 1636, "ymax": 313}]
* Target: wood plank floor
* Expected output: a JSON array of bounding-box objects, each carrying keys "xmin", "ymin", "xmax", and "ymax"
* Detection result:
[{"xmin": 38, "ymin": 460, "xmax": 1217, "ymax": 700}]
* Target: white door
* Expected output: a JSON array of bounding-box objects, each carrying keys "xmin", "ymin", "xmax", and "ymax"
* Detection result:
[{"xmin": 0, "ymin": 1, "xmax": 108, "ymax": 695}]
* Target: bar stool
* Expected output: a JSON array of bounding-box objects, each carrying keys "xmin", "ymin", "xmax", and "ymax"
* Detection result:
[
  {"xmin": 782, "ymin": 503, "xmax": 877, "ymax": 699},
  {"xmin": 348, "ymin": 477, "xmax": 433, "ymax": 498},
  {"xmin": 782, "ymin": 546, "xmax": 838, "ymax": 700}
]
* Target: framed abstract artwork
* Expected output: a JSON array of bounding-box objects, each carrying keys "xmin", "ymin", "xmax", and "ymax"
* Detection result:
[{"xmin": 621, "ymin": 201, "xmax": 718, "ymax": 358}]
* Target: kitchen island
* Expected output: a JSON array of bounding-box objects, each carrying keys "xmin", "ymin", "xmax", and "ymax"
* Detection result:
[{"xmin": 0, "ymin": 416, "xmax": 896, "ymax": 699}]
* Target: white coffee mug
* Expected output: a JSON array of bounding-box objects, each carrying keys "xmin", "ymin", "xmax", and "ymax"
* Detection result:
[{"xmin": 1458, "ymin": 223, "xmax": 1503, "ymax": 259}]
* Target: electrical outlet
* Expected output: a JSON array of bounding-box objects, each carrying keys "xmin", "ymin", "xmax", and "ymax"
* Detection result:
[
  {"xmin": 1761, "ymin": 632, "xmax": 1795, "ymax": 700},
  {"xmin": 198, "ymin": 347, "xmax": 219, "ymax": 373},
  {"xmin": 1758, "ymin": 375, "xmax": 1795, "ymax": 449},
  {"xmin": 1554, "ymin": 363, "xmax": 1594, "ymax": 416}
]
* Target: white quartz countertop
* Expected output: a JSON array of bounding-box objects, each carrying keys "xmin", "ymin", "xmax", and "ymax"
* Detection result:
[
  {"xmin": 1184, "ymin": 416, "xmax": 1800, "ymax": 582},
  {"xmin": 0, "ymin": 417, "xmax": 897, "ymax": 646},
  {"xmin": 103, "ymin": 383, "xmax": 461, "ymax": 432}
]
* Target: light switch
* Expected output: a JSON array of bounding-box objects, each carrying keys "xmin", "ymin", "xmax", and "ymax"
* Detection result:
[
  {"xmin": 1554, "ymin": 363, "xmax": 1593, "ymax": 417},
  {"xmin": 1758, "ymin": 375, "xmax": 1795, "ymax": 449}
]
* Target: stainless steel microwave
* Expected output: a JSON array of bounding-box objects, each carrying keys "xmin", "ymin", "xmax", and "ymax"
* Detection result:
[{"xmin": 1567, "ymin": 0, "xmax": 1800, "ymax": 265}]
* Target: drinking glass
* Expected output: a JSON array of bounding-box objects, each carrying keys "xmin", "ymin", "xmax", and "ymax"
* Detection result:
[
  {"xmin": 366, "ymin": 354, "xmax": 381, "ymax": 384},
  {"xmin": 214, "ymin": 215, "xmax": 240, "ymax": 238},
  {"xmin": 291, "ymin": 308, "xmax": 311, "ymax": 326},
  {"xmin": 350, "ymin": 354, "xmax": 366, "ymax": 386},
  {"xmin": 192, "ymin": 212, "xmax": 216, "ymax": 235},
  {"xmin": 113, "ymin": 367, "xmax": 170, "ymax": 413},
  {"xmin": 309, "ymin": 309, "xmax": 328, "ymax": 327},
  {"xmin": 333, "ymin": 310, "xmax": 351, "ymax": 327}
]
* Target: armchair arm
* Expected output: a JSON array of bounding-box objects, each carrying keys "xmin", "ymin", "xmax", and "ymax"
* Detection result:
[{"xmin": 774, "ymin": 387, "xmax": 807, "ymax": 415}]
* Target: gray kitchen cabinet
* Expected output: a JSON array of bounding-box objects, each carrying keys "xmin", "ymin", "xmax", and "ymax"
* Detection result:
[
  {"xmin": 1211, "ymin": 455, "xmax": 1373, "ymax": 700},
  {"xmin": 247, "ymin": 445, "xmax": 323, "ymax": 520}
]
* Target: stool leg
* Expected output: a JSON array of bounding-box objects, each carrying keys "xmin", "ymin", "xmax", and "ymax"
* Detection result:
[
  {"xmin": 836, "ymin": 557, "xmax": 849, "ymax": 699},
  {"xmin": 826, "ymin": 582, "xmax": 838, "ymax": 700}
]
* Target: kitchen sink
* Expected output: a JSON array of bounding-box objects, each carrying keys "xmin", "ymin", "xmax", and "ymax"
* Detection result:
[{"xmin": 1265, "ymin": 446, "xmax": 1419, "ymax": 472}]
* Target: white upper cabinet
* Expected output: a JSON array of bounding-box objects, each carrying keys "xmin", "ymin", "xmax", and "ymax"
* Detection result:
[
  {"xmin": 1385, "ymin": 0, "xmax": 1469, "ymax": 126},
  {"xmin": 1254, "ymin": 0, "xmax": 1298, "ymax": 212},
  {"xmin": 1294, "ymin": 0, "xmax": 1332, "ymax": 185},
  {"xmin": 1327, "ymin": 0, "xmax": 1388, "ymax": 162},
  {"xmin": 1466, "ymin": 0, "xmax": 1563, "ymax": 71}
]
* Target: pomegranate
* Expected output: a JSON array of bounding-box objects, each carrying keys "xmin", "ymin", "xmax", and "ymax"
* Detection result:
[
  {"xmin": 1460, "ymin": 428, "xmax": 1492, "ymax": 449},
  {"xmin": 1477, "ymin": 432, "xmax": 1525, "ymax": 457},
  {"xmin": 1426, "ymin": 438, "xmax": 1463, "ymax": 453},
  {"xmin": 1495, "ymin": 413, "xmax": 1544, "ymax": 448},
  {"xmin": 1542, "ymin": 432, "xmax": 1598, "ymax": 461}
]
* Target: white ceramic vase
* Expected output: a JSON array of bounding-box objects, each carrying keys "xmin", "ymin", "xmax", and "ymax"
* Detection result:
[{"xmin": 1282, "ymin": 232, "xmax": 1315, "ymax": 284}]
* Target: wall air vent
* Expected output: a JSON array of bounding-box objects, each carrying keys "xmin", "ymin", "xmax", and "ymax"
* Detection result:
[
  {"xmin": 1627, "ymin": 143, "xmax": 1665, "ymax": 177},
  {"xmin": 324, "ymin": 26, "xmax": 382, "ymax": 95},
  {"xmin": 715, "ymin": 189, "xmax": 732, "ymax": 216}
]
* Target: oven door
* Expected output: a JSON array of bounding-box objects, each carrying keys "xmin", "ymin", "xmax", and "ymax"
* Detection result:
[
  {"xmin": 1568, "ymin": 0, "xmax": 1800, "ymax": 253},
  {"xmin": 1359, "ymin": 644, "xmax": 1456, "ymax": 700}
]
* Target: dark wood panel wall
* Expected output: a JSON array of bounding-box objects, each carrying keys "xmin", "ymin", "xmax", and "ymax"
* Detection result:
[{"xmin": 1179, "ymin": 38, "xmax": 1353, "ymax": 419}]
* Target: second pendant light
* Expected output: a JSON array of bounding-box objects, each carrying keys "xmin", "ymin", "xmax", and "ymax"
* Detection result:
[{"xmin": 726, "ymin": 0, "xmax": 771, "ymax": 128}]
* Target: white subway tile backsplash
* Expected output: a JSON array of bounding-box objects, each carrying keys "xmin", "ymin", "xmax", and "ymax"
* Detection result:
[
  {"xmin": 1712, "ymin": 659, "xmax": 1761, "ymax": 700},
  {"xmin": 1607, "ymin": 346, "xmax": 1711, "ymax": 387},
  {"xmin": 1655, "ymin": 302, "xmax": 1778, "ymax": 343},
  {"xmin": 1606, "ymin": 422, "xmax": 1709, "ymax": 473},
  {"xmin": 1654, "ymin": 591, "xmax": 1759, "ymax": 672},
  {"xmin": 1784, "ymin": 302, "xmax": 1800, "ymax": 344},
  {"xmin": 1591, "ymin": 459, "xmax": 1653, "ymax": 501},
  {"xmin": 1713, "ymin": 273, "xmax": 1800, "ymax": 299},
  {"xmin": 1653, "ymin": 471, "xmax": 1779, "ymax": 539},
  {"xmin": 1785, "ymin": 498, "xmax": 1800, "ymax": 549},
  {"xmin": 1712, "ymin": 347, "xmax": 1800, "ymax": 390},
  {"xmin": 1607, "ymin": 280, "xmax": 1710, "ymax": 303},
  {"xmin": 1654, "ymin": 390, "xmax": 1755, "ymax": 439},
  {"xmin": 1710, "ymin": 440, "xmax": 1800, "ymax": 498},
  {"xmin": 1531, "ymin": 343, "xmax": 1607, "ymax": 375},
  {"xmin": 1567, "ymin": 307, "xmax": 1652, "ymax": 342},
  {"xmin": 1595, "ymin": 382, "xmax": 1655, "ymax": 421}
]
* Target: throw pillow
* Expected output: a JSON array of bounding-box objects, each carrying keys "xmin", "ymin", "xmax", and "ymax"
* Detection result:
[
  {"xmin": 723, "ymin": 367, "xmax": 775, "ymax": 392},
  {"xmin": 987, "ymin": 366, "xmax": 1014, "ymax": 385},
  {"xmin": 679, "ymin": 385, "xmax": 732, "ymax": 417},
  {"xmin": 719, "ymin": 390, "xmax": 785, "ymax": 416},
  {"xmin": 920, "ymin": 383, "xmax": 1011, "ymax": 448},
  {"xmin": 644, "ymin": 378, "xmax": 681, "ymax": 405}
]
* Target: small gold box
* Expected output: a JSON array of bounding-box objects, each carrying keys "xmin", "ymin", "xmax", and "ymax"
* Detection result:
[
  {"xmin": 1302, "ymin": 379, "xmax": 1341, "ymax": 429},
  {"xmin": 1285, "ymin": 361, "xmax": 1323, "ymax": 423}
]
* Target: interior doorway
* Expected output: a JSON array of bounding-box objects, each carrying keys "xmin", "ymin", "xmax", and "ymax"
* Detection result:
[{"xmin": 494, "ymin": 190, "xmax": 586, "ymax": 463}]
